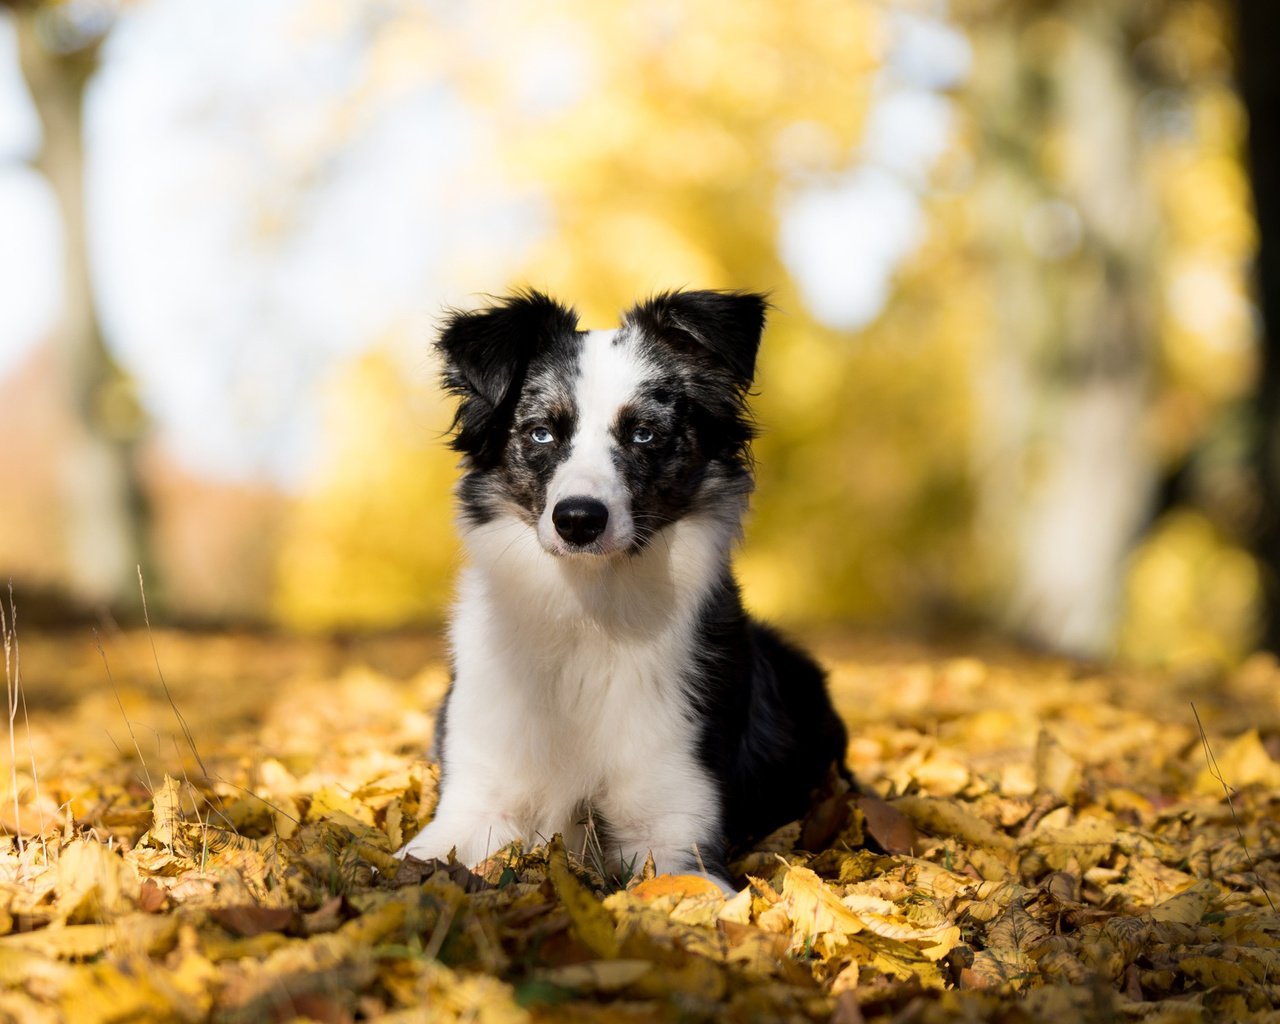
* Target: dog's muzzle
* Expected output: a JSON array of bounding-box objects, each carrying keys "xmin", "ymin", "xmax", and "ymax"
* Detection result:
[{"xmin": 552, "ymin": 497, "xmax": 609, "ymax": 547}]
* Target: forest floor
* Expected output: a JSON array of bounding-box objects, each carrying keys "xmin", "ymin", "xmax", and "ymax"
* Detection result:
[{"xmin": 1, "ymin": 625, "xmax": 1279, "ymax": 1023}]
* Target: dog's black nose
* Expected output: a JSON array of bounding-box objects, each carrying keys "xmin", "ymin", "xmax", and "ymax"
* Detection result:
[{"xmin": 553, "ymin": 497, "xmax": 609, "ymax": 546}]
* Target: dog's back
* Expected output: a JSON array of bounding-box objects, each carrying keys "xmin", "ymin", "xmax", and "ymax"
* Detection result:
[{"xmin": 691, "ymin": 577, "xmax": 849, "ymax": 848}]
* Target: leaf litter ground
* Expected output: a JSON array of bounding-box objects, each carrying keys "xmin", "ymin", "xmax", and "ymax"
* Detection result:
[{"xmin": 2, "ymin": 628, "xmax": 1279, "ymax": 1023}]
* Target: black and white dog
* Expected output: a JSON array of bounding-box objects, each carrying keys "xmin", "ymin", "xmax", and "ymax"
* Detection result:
[{"xmin": 398, "ymin": 289, "xmax": 848, "ymax": 889}]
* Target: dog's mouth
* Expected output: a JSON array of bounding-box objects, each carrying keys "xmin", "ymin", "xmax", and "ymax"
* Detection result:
[{"xmin": 539, "ymin": 536, "xmax": 623, "ymax": 559}]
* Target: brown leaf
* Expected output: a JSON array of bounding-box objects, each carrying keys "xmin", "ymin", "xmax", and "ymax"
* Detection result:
[
  {"xmin": 801, "ymin": 794, "xmax": 852, "ymax": 851},
  {"xmin": 718, "ymin": 918, "xmax": 797, "ymax": 982},
  {"xmin": 830, "ymin": 989, "xmax": 866, "ymax": 1024},
  {"xmin": 210, "ymin": 905, "xmax": 298, "ymax": 938},
  {"xmin": 856, "ymin": 795, "xmax": 918, "ymax": 855},
  {"xmin": 536, "ymin": 959, "xmax": 653, "ymax": 992},
  {"xmin": 393, "ymin": 854, "xmax": 488, "ymax": 892},
  {"xmin": 300, "ymin": 895, "xmax": 346, "ymax": 935},
  {"xmin": 138, "ymin": 879, "xmax": 168, "ymax": 914}
]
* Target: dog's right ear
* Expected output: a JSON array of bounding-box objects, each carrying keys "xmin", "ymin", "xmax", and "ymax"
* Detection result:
[{"xmin": 436, "ymin": 290, "xmax": 579, "ymax": 464}]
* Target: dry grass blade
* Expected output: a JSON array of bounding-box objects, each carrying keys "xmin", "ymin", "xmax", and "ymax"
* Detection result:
[
  {"xmin": 137, "ymin": 566, "xmax": 208, "ymax": 781},
  {"xmin": 3, "ymin": 580, "xmax": 19, "ymax": 854},
  {"xmin": 1191, "ymin": 701, "xmax": 1276, "ymax": 914},
  {"xmin": 95, "ymin": 628, "xmax": 154, "ymax": 795}
]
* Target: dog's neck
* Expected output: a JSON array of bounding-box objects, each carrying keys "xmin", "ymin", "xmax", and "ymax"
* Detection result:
[{"xmin": 459, "ymin": 500, "xmax": 743, "ymax": 639}]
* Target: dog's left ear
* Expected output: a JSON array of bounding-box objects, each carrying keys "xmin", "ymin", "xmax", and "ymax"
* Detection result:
[
  {"xmin": 437, "ymin": 290, "xmax": 579, "ymax": 408},
  {"xmin": 625, "ymin": 290, "xmax": 768, "ymax": 385},
  {"xmin": 437, "ymin": 290, "xmax": 579, "ymax": 463}
]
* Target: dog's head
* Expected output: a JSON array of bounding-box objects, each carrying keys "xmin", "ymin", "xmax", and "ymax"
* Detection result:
[{"xmin": 437, "ymin": 288, "xmax": 766, "ymax": 558}]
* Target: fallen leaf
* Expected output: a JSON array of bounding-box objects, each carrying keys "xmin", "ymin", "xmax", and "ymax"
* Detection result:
[
  {"xmin": 629, "ymin": 874, "xmax": 725, "ymax": 902},
  {"xmin": 548, "ymin": 836, "xmax": 619, "ymax": 959},
  {"xmin": 1194, "ymin": 730, "xmax": 1280, "ymax": 795},
  {"xmin": 535, "ymin": 959, "xmax": 652, "ymax": 992},
  {"xmin": 210, "ymin": 905, "xmax": 298, "ymax": 938},
  {"xmin": 891, "ymin": 796, "xmax": 1016, "ymax": 852},
  {"xmin": 778, "ymin": 863, "xmax": 865, "ymax": 955},
  {"xmin": 857, "ymin": 795, "xmax": 918, "ymax": 855},
  {"xmin": 1147, "ymin": 879, "xmax": 1217, "ymax": 926}
]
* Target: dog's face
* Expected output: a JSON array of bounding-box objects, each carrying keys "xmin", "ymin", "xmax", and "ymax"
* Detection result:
[{"xmin": 437, "ymin": 290, "xmax": 766, "ymax": 558}]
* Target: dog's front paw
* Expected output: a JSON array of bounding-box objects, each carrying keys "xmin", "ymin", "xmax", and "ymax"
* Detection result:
[{"xmin": 395, "ymin": 824, "xmax": 452, "ymax": 863}]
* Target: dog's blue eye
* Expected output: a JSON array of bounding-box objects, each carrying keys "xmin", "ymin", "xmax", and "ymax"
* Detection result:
[
  {"xmin": 631, "ymin": 426, "xmax": 654, "ymax": 444},
  {"xmin": 530, "ymin": 426, "xmax": 554, "ymax": 445}
]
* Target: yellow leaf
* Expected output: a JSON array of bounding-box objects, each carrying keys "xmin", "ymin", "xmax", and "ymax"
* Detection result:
[
  {"xmin": 548, "ymin": 835, "xmax": 619, "ymax": 959},
  {"xmin": 354, "ymin": 841, "xmax": 400, "ymax": 878},
  {"xmin": 307, "ymin": 784, "xmax": 375, "ymax": 825},
  {"xmin": 150, "ymin": 774, "xmax": 183, "ymax": 849},
  {"xmin": 384, "ymin": 796, "xmax": 404, "ymax": 850},
  {"xmin": 272, "ymin": 794, "xmax": 301, "ymax": 840},
  {"xmin": 1037, "ymin": 948, "xmax": 1088, "ymax": 984},
  {"xmin": 718, "ymin": 886, "xmax": 752, "ymax": 925},
  {"xmin": 340, "ymin": 897, "xmax": 409, "ymax": 947},
  {"xmin": 892, "ymin": 796, "xmax": 1016, "ymax": 852},
  {"xmin": 1147, "ymin": 879, "xmax": 1217, "ymax": 926},
  {"xmin": 1177, "ymin": 953, "xmax": 1255, "ymax": 988},
  {"xmin": 59, "ymin": 961, "xmax": 178, "ymax": 1024},
  {"xmin": 850, "ymin": 933, "xmax": 949, "ymax": 989},
  {"xmin": 1193, "ymin": 729, "xmax": 1280, "ymax": 795},
  {"xmin": 1100, "ymin": 915, "xmax": 1152, "ymax": 962},
  {"xmin": 55, "ymin": 840, "xmax": 136, "ymax": 924},
  {"xmin": 1020, "ymin": 815, "xmax": 1115, "ymax": 872},
  {"xmin": 0, "ymin": 946, "xmax": 72, "ymax": 1000},
  {"xmin": 778, "ymin": 863, "xmax": 864, "ymax": 954},
  {"xmin": 1, "ymin": 916, "xmax": 175, "ymax": 961},
  {"xmin": 1034, "ymin": 729, "xmax": 1082, "ymax": 801},
  {"xmin": 909, "ymin": 752, "xmax": 971, "ymax": 796},
  {"xmin": 719, "ymin": 920, "xmax": 791, "ymax": 979},
  {"xmin": 984, "ymin": 903, "xmax": 1049, "ymax": 971},
  {"xmin": 841, "ymin": 893, "xmax": 961, "ymax": 960},
  {"xmin": 629, "ymin": 956, "xmax": 728, "ymax": 1001}
]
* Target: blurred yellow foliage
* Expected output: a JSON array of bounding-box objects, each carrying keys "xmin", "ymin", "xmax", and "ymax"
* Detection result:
[
  {"xmin": 270, "ymin": 0, "xmax": 1262, "ymax": 662},
  {"xmin": 1119, "ymin": 510, "xmax": 1261, "ymax": 672},
  {"xmin": 273, "ymin": 349, "xmax": 459, "ymax": 630},
  {"xmin": 476, "ymin": 0, "xmax": 880, "ymax": 317}
]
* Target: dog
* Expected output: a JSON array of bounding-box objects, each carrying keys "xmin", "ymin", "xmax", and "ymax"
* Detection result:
[{"xmin": 397, "ymin": 289, "xmax": 849, "ymax": 890}]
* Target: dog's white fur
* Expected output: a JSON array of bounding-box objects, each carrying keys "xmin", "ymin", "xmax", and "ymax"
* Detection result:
[
  {"xmin": 400, "ymin": 329, "xmax": 742, "ymax": 888},
  {"xmin": 536, "ymin": 330, "xmax": 638, "ymax": 556}
]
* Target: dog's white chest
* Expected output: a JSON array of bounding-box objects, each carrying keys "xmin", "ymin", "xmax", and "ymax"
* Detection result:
[
  {"xmin": 435, "ymin": 546, "xmax": 719, "ymax": 854},
  {"xmin": 450, "ymin": 572, "xmax": 699, "ymax": 774}
]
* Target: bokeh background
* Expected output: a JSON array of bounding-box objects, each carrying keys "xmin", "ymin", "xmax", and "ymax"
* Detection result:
[{"xmin": 1, "ymin": 0, "xmax": 1276, "ymax": 672}]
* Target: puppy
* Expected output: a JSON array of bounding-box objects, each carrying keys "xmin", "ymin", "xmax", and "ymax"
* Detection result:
[{"xmin": 398, "ymin": 289, "xmax": 849, "ymax": 889}]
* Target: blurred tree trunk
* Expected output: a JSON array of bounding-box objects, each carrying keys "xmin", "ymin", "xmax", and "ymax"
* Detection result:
[
  {"xmin": 1237, "ymin": 0, "xmax": 1280, "ymax": 652},
  {"xmin": 967, "ymin": 0, "xmax": 1161, "ymax": 656},
  {"xmin": 13, "ymin": 7, "xmax": 152, "ymax": 610}
]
